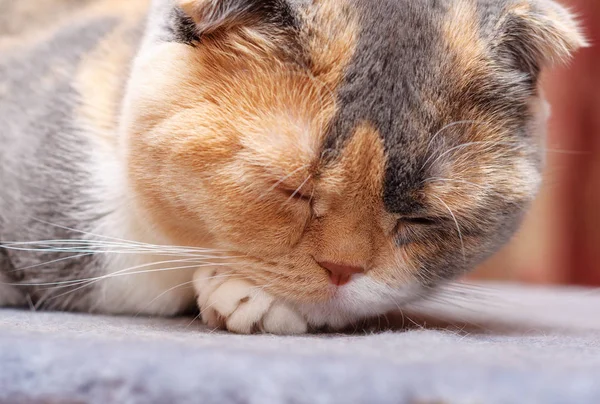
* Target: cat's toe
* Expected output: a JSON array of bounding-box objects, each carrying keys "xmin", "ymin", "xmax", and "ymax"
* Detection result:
[
  {"xmin": 200, "ymin": 305, "xmax": 225, "ymax": 330},
  {"xmin": 193, "ymin": 268, "xmax": 307, "ymax": 335},
  {"xmin": 261, "ymin": 302, "xmax": 308, "ymax": 335},
  {"xmin": 224, "ymin": 288, "xmax": 274, "ymax": 334},
  {"xmin": 193, "ymin": 267, "xmax": 228, "ymax": 308},
  {"xmin": 209, "ymin": 279, "xmax": 274, "ymax": 334}
]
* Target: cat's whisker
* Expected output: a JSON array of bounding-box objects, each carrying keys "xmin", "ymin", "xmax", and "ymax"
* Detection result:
[
  {"xmin": 441, "ymin": 281, "xmax": 498, "ymax": 292},
  {"xmin": 27, "ymin": 217, "xmax": 166, "ymax": 247},
  {"xmin": 135, "ymin": 280, "xmax": 197, "ymax": 317},
  {"xmin": 11, "ymin": 252, "xmax": 97, "ymax": 272},
  {"xmin": 258, "ymin": 164, "xmax": 310, "ymax": 201},
  {"xmin": 422, "ymin": 120, "xmax": 482, "ymax": 164},
  {"xmin": 433, "ymin": 196, "xmax": 466, "ymax": 261},
  {"xmin": 7, "ymin": 259, "xmax": 232, "ymax": 288},
  {"xmin": 44, "ymin": 263, "xmax": 240, "ymax": 303},
  {"xmin": 3, "ymin": 239, "xmax": 225, "ymax": 254},
  {"xmin": 421, "ymin": 177, "xmax": 491, "ymax": 191},
  {"xmin": 1, "ymin": 239, "xmax": 240, "ymax": 261},
  {"xmin": 24, "ymin": 217, "xmax": 228, "ymax": 254},
  {"xmin": 417, "ymin": 270, "xmax": 436, "ymax": 286},
  {"xmin": 427, "ymin": 280, "xmax": 503, "ymax": 303},
  {"xmin": 435, "ymin": 284, "xmax": 517, "ymax": 308},
  {"xmin": 309, "ymin": 185, "xmax": 316, "ymax": 204},
  {"xmin": 195, "ymin": 298, "xmax": 222, "ymax": 330},
  {"xmin": 2, "ymin": 242, "xmax": 215, "ymax": 254},
  {"xmin": 432, "ymin": 287, "xmax": 496, "ymax": 302},
  {"xmin": 1, "ymin": 245, "xmax": 229, "ymax": 261},
  {"xmin": 3, "ymin": 244, "xmax": 201, "ymax": 255},
  {"xmin": 186, "ymin": 312, "xmax": 204, "ymax": 329},
  {"xmin": 135, "ymin": 272, "xmax": 241, "ymax": 317},
  {"xmin": 391, "ymin": 299, "xmax": 424, "ymax": 330},
  {"xmin": 424, "ymin": 140, "xmax": 525, "ymax": 172},
  {"xmin": 419, "ymin": 295, "xmax": 482, "ymax": 313},
  {"xmin": 284, "ymin": 174, "xmax": 312, "ymax": 205}
]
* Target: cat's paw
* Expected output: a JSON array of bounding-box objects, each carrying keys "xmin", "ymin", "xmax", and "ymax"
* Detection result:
[{"xmin": 193, "ymin": 267, "xmax": 308, "ymax": 335}]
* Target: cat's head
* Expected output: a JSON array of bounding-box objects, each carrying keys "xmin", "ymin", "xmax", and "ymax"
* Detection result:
[{"xmin": 123, "ymin": 0, "xmax": 586, "ymax": 327}]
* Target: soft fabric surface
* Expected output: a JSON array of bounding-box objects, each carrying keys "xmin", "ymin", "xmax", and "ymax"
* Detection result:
[{"xmin": 1, "ymin": 283, "xmax": 600, "ymax": 404}]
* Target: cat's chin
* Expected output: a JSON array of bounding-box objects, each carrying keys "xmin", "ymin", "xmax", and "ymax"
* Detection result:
[{"xmin": 294, "ymin": 276, "xmax": 424, "ymax": 331}]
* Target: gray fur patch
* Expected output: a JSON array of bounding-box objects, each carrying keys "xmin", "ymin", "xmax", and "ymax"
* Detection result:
[
  {"xmin": 0, "ymin": 17, "xmax": 119, "ymax": 310},
  {"xmin": 322, "ymin": 0, "xmax": 545, "ymax": 284},
  {"xmin": 325, "ymin": 0, "xmax": 450, "ymax": 215}
]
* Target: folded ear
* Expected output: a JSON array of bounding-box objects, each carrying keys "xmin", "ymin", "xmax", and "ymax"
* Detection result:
[
  {"xmin": 493, "ymin": 0, "xmax": 588, "ymax": 78},
  {"xmin": 177, "ymin": 0, "xmax": 295, "ymax": 36}
]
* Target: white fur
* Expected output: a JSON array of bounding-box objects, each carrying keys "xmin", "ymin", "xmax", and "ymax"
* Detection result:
[
  {"xmin": 77, "ymin": 93, "xmax": 197, "ymax": 316},
  {"xmin": 296, "ymin": 276, "xmax": 422, "ymax": 330},
  {"xmin": 193, "ymin": 266, "xmax": 420, "ymax": 334},
  {"xmin": 193, "ymin": 267, "xmax": 308, "ymax": 335}
]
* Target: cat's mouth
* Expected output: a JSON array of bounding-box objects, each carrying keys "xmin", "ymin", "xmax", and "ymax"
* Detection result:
[{"xmin": 292, "ymin": 275, "xmax": 425, "ymax": 330}]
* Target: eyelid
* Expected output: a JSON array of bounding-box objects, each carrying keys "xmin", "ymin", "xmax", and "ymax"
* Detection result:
[
  {"xmin": 277, "ymin": 186, "xmax": 313, "ymax": 202},
  {"xmin": 394, "ymin": 217, "xmax": 438, "ymax": 245},
  {"xmin": 398, "ymin": 217, "xmax": 439, "ymax": 226}
]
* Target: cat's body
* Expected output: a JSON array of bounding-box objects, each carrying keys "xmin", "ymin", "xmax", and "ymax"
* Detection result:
[
  {"xmin": 0, "ymin": 0, "xmax": 181, "ymax": 314},
  {"xmin": 0, "ymin": 0, "xmax": 585, "ymax": 334}
]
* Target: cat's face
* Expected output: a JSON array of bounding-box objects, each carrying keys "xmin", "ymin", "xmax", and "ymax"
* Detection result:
[{"xmin": 123, "ymin": 0, "xmax": 585, "ymax": 323}]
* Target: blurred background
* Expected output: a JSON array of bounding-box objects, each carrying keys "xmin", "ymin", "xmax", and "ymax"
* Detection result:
[{"xmin": 472, "ymin": 0, "xmax": 600, "ymax": 286}]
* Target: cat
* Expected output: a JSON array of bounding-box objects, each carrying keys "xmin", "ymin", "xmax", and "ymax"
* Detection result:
[{"xmin": 0, "ymin": 0, "xmax": 586, "ymax": 334}]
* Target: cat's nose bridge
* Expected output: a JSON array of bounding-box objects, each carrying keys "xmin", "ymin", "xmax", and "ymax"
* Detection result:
[{"xmin": 313, "ymin": 205, "xmax": 379, "ymax": 285}]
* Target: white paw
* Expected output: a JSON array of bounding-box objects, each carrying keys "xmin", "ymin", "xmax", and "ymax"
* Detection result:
[{"xmin": 192, "ymin": 267, "xmax": 308, "ymax": 335}]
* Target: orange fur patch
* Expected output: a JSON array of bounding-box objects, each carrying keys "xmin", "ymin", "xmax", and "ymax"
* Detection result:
[
  {"xmin": 122, "ymin": 1, "xmax": 420, "ymax": 302},
  {"xmin": 442, "ymin": 0, "xmax": 487, "ymax": 88},
  {"xmin": 299, "ymin": 0, "xmax": 359, "ymax": 89},
  {"xmin": 124, "ymin": 0, "xmax": 360, "ymax": 250},
  {"xmin": 310, "ymin": 123, "xmax": 417, "ymax": 290},
  {"xmin": 312, "ymin": 123, "xmax": 389, "ymax": 266}
]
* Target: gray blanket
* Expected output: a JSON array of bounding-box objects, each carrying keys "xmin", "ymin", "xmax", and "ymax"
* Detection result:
[{"xmin": 1, "ymin": 282, "xmax": 599, "ymax": 404}]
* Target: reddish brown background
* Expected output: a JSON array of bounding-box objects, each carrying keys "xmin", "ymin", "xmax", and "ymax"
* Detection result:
[{"xmin": 473, "ymin": 0, "xmax": 600, "ymax": 286}]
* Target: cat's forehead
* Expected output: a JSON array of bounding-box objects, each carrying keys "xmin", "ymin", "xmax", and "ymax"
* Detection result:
[{"xmin": 166, "ymin": 0, "xmax": 565, "ymax": 217}]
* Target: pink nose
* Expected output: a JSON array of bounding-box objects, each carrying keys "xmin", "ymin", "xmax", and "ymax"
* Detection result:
[{"xmin": 319, "ymin": 261, "xmax": 364, "ymax": 286}]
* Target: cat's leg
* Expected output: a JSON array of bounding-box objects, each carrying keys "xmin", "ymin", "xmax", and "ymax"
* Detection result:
[{"xmin": 193, "ymin": 267, "xmax": 308, "ymax": 335}]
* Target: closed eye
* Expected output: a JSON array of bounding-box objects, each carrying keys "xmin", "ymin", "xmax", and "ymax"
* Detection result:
[
  {"xmin": 394, "ymin": 216, "xmax": 439, "ymax": 245},
  {"xmin": 398, "ymin": 217, "xmax": 438, "ymax": 226},
  {"xmin": 278, "ymin": 187, "xmax": 312, "ymax": 202}
]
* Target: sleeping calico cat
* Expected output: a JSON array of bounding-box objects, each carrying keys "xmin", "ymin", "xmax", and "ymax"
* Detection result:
[{"xmin": 0, "ymin": 0, "xmax": 586, "ymax": 334}]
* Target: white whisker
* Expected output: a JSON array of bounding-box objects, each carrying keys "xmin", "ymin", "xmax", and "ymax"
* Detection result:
[
  {"xmin": 21, "ymin": 217, "xmax": 229, "ymax": 254},
  {"xmin": 11, "ymin": 252, "xmax": 97, "ymax": 272},
  {"xmin": 286, "ymin": 174, "xmax": 312, "ymax": 204},
  {"xmin": 134, "ymin": 273, "xmax": 237, "ymax": 318},
  {"xmin": 1, "ymin": 245, "xmax": 229, "ymax": 259},
  {"xmin": 422, "ymin": 120, "xmax": 482, "ymax": 163},
  {"xmin": 421, "ymin": 177, "xmax": 490, "ymax": 191},
  {"xmin": 6, "ymin": 259, "xmax": 232, "ymax": 288},
  {"xmin": 423, "ymin": 140, "xmax": 524, "ymax": 171},
  {"xmin": 3, "ymin": 239, "xmax": 227, "ymax": 255},
  {"xmin": 258, "ymin": 165, "xmax": 310, "ymax": 200},
  {"xmin": 433, "ymin": 195, "xmax": 466, "ymax": 261},
  {"xmin": 44, "ymin": 262, "xmax": 239, "ymax": 304},
  {"xmin": 134, "ymin": 280, "xmax": 196, "ymax": 317}
]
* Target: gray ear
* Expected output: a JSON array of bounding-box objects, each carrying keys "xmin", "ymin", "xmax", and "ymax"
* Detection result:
[
  {"xmin": 177, "ymin": 0, "xmax": 295, "ymax": 35},
  {"xmin": 493, "ymin": 0, "xmax": 588, "ymax": 78}
]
